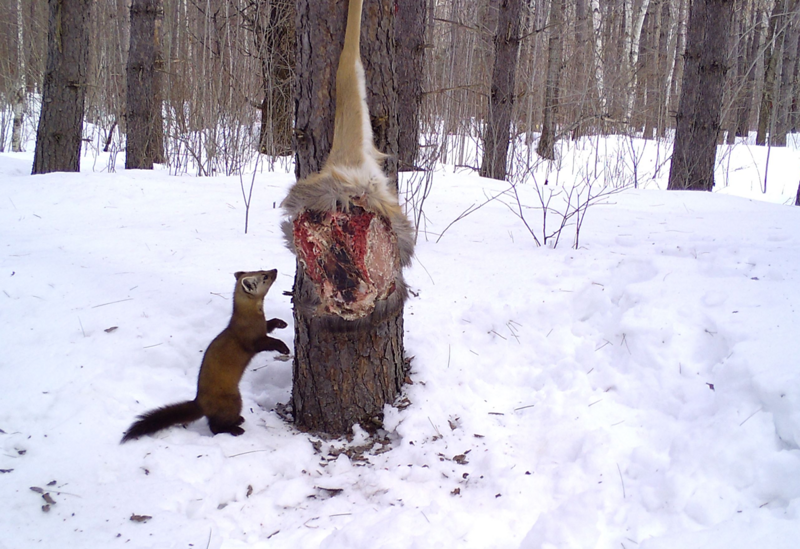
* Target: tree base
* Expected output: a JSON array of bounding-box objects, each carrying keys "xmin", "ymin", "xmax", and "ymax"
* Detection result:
[{"xmin": 291, "ymin": 267, "xmax": 405, "ymax": 435}]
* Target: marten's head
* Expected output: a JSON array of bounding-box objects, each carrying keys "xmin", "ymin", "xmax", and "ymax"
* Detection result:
[{"xmin": 233, "ymin": 270, "xmax": 278, "ymax": 313}]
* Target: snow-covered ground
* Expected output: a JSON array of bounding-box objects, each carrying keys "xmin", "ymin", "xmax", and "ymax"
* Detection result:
[{"xmin": 2, "ymin": 135, "xmax": 800, "ymax": 548}]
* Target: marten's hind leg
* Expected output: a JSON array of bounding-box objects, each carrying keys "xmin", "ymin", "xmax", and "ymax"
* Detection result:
[
  {"xmin": 208, "ymin": 417, "xmax": 245, "ymax": 436},
  {"xmin": 202, "ymin": 394, "xmax": 245, "ymax": 436}
]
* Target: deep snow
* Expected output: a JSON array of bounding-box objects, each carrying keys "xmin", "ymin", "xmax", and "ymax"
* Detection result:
[{"xmin": 1, "ymin": 135, "xmax": 800, "ymax": 548}]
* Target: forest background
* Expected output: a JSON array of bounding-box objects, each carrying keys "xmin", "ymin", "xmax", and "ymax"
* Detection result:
[{"xmin": 1, "ymin": 0, "xmax": 797, "ymax": 184}]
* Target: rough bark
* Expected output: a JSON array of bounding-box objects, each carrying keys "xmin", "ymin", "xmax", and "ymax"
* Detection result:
[
  {"xmin": 395, "ymin": 0, "xmax": 427, "ymax": 171},
  {"xmin": 667, "ymin": 0, "xmax": 735, "ymax": 191},
  {"xmin": 292, "ymin": 0, "xmax": 404, "ymax": 436},
  {"xmin": 481, "ymin": 0, "xmax": 523, "ymax": 179},
  {"xmin": 536, "ymin": 0, "xmax": 564, "ymax": 161},
  {"xmin": 735, "ymin": 3, "xmax": 764, "ymax": 137},
  {"xmin": 291, "ymin": 267, "xmax": 405, "ymax": 433},
  {"xmin": 571, "ymin": 0, "xmax": 591, "ymax": 139},
  {"xmin": 32, "ymin": 0, "xmax": 92, "ymax": 175},
  {"xmin": 773, "ymin": 3, "xmax": 799, "ymax": 145},
  {"xmin": 254, "ymin": 0, "xmax": 294, "ymax": 156},
  {"xmin": 792, "ymin": 33, "xmax": 800, "ymax": 131},
  {"xmin": 362, "ymin": 0, "xmax": 400, "ymax": 185},
  {"xmin": 756, "ymin": 0, "xmax": 793, "ymax": 146},
  {"xmin": 149, "ymin": 1, "xmax": 166, "ymax": 164},
  {"xmin": 125, "ymin": 0, "xmax": 158, "ymax": 170}
]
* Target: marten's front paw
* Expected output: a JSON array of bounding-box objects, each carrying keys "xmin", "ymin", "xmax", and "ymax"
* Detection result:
[
  {"xmin": 267, "ymin": 318, "xmax": 288, "ymax": 331},
  {"xmin": 275, "ymin": 340, "xmax": 291, "ymax": 355}
]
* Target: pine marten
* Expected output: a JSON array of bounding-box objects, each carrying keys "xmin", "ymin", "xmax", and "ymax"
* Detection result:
[
  {"xmin": 121, "ymin": 270, "xmax": 290, "ymax": 443},
  {"xmin": 281, "ymin": 0, "xmax": 414, "ymax": 328}
]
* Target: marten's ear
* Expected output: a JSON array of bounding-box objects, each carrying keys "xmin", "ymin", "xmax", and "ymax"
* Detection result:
[
  {"xmin": 240, "ymin": 275, "xmax": 258, "ymax": 295},
  {"xmin": 234, "ymin": 271, "xmax": 244, "ymax": 279}
]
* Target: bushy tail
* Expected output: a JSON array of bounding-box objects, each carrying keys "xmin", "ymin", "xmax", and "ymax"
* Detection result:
[{"xmin": 121, "ymin": 400, "xmax": 203, "ymax": 443}]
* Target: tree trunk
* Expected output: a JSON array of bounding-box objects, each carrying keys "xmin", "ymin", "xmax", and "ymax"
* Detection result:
[
  {"xmin": 126, "ymin": 0, "xmax": 158, "ymax": 170},
  {"xmin": 291, "ymin": 267, "xmax": 405, "ymax": 433},
  {"xmin": 395, "ymin": 0, "xmax": 428, "ymax": 171},
  {"xmin": 149, "ymin": 0, "xmax": 166, "ymax": 164},
  {"xmin": 292, "ymin": 0, "xmax": 405, "ymax": 435},
  {"xmin": 480, "ymin": 0, "xmax": 523, "ymax": 179},
  {"xmin": 773, "ymin": 3, "xmax": 799, "ymax": 146},
  {"xmin": 536, "ymin": 0, "xmax": 564, "ymax": 160},
  {"xmin": 792, "ymin": 33, "xmax": 800, "ymax": 131},
  {"xmin": 361, "ymin": 0, "xmax": 400, "ymax": 184},
  {"xmin": 591, "ymin": 0, "xmax": 607, "ymax": 121},
  {"xmin": 32, "ymin": 0, "xmax": 92, "ymax": 175},
  {"xmin": 624, "ymin": 0, "xmax": 652, "ymax": 124},
  {"xmin": 572, "ymin": 0, "xmax": 592, "ymax": 139},
  {"xmin": 756, "ymin": 0, "xmax": 792, "ymax": 146},
  {"xmin": 11, "ymin": 0, "xmax": 26, "ymax": 153},
  {"xmin": 255, "ymin": 0, "xmax": 294, "ymax": 156},
  {"xmin": 735, "ymin": 3, "xmax": 764, "ymax": 138},
  {"xmin": 667, "ymin": 0, "xmax": 735, "ymax": 191}
]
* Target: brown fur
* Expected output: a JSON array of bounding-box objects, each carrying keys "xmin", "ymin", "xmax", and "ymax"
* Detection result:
[
  {"xmin": 281, "ymin": 0, "xmax": 414, "ymax": 328},
  {"xmin": 121, "ymin": 270, "xmax": 290, "ymax": 442}
]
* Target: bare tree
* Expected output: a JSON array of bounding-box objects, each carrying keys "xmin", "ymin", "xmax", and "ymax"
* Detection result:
[
  {"xmin": 734, "ymin": 0, "xmax": 764, "ymax": 138},
  {"xmin": 536, "ymin": 0, "xmax": 564, "ymax": 160},
  {"xmin": 396, "ymin": 0, "xmax": 428, "ymax": 171},
  {"xmin": 244, "ymin": 0, "xmax": 294, "ymax": 156},
  {"xmin": 756, "ymin": 0, "xmax": 797, "ymax": 145},
  {"xmin": 668, "ymin": 0, "xmax": 735, "ymax": 191},
  {"xmin": 10, "ymin": 0, "xmax": 25, "ymax": 152},
  {"xmin": 126, "ymin": 0, "xmax": 159, "ymax": 169},
  {"xmin": 773, "ymin": 1, "xmax": 799, "ymax": 145},
  {"xmin": 481, "ymin": 0, "xmax": 524, "ymax": 179},
  {"xmin": 32, "ymin": 0, "xmax": 92, "ymax": 174}
]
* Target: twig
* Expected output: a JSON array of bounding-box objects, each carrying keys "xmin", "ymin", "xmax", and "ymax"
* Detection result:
[
  {"xmin": 91, "ymin": 298, "xmax": 133, "ymax": 308},
  {"xmin": 617, "ymin": 463, "xmax": 626, "ymax": 499},
  {"xmin": 436, "ymin": 187, "xmax": 508, "ymax": 243},
  {"xmin": 739, "ymin": 407, "xmax": 763, "ymax": 427}
]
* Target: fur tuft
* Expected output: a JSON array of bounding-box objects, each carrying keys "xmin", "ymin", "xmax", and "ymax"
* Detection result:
[{"xmin": 121, "ymin": 400, "xmax": 203, "ymax": 443}]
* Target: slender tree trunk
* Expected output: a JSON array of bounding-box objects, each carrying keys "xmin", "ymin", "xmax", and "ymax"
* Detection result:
[
  {"xmin": 735, "ymin": 3, "xmax": 764, "ymax": 138},
  {"xmin": 572, "ymin": 0, "xmax": 592, "ymax": 139},
  {"xmin": 396, "ymin": 0, "xmax": 428, "ymax": 171},
  {"xmin": 292, "ymin": 0, "xmax": 404, "ymax": 435},
  {"xmin": 537, "ymin": 0, "xmax": 564, "ymax": 160},
  {"xmin": 666, "ymin": 0, "xmax": 689, "ymax": 136},
  {"xmin": 667, "ymin": 0, "xmax": 735, "ymax": 191},
  {"xmin": 481, "ymin": 0, "xmax": 523, "ymax": 179},
  {"xmin": 773, "ymin": 3, "xmax": 799, "ymax": 145},
  {"xmin": 32, "ymin": 0, "xmax": 92, "ymax": 175},
  {"xmin": 126, "ymin": 0, "xmax": 158, "ymax": 170},
  {"xmin": 756, "ymin": 0, "xmax": 792, "ymax": 146},
  {"xmin": 11, "ymin": 0, "xmax": 26, "ymax": 153},
  {"xmin": 591, "ymin": 0, "xmax": 607, "ymax": 120},
  {"xmin": 624, "ymin": 0, "xmax": 652, "ymax": 123},
  {"xmin": 643, "ymin": 0, "xmax": 664, "ymax": 139},
  {"xmin": 255, "ymin": 0, "xmax": 294, "ymax": 156},
  {"xmin": 149, "ymin": 1, "xmax": 166, "ymax": 164},
  {"xmin": 792, "ymin": 34, "xmax": 800, "ymax": 131}
]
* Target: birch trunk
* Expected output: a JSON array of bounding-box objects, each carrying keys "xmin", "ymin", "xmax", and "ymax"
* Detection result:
[{"xmin": 11, "ymin": 0, "xmax": 26, "ymax": 153}]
